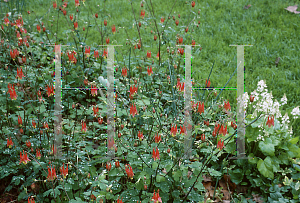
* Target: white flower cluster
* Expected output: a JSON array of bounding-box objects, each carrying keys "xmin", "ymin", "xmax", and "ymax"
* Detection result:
[
  {"xmin": 236, "ymin": 92, "xmax": 249, "ymax": 112},
  {"xmin": 245, "ymin": 80, "xmax": 296, "ymax": 140},
  {"xmin": 291, "ymin": 106, "xmax": 300, "ymax": 120}
]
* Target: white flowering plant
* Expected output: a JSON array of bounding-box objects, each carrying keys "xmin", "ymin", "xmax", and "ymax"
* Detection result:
[{"xmin": 226, "ymin": 80, "xmax": 300, "ymax": 201}]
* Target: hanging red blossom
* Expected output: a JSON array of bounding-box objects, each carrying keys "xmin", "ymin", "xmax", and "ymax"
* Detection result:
[
  {"xmin": 217, "ymin": 138, "xmax": 224, "ymax": 150},
  {"xmin": 141, "ymin": 10, "xmax": 145, "ymax": 18},
  {"xmin": 91, "ymin": 85, "xmax": 97, "ymax": 96},
  {"xmin": 82, "ymin": 121, "xmax": 87, "ymax": 133},
  {"xmin": 152, "ymin": 147, "xmax": 160, "ymax": 161},
  {"xmin": 130, "ymin": 103, "xmax": 138, "ymax": 117},
  {"xmin": 19, "ymin": 150, "xmax": 30, "ymax": 165},
  {"xmin": 47, "ymin": 166, "xmax": 57, "ymax": 181},
  {"xmin": 125, "ymin": 164, "xmax": 134, "ymax": 179},
  {"xmin": 155, "ymin": 133, "xmax": 161, "ymax": 143},
  {"xmin": 7, "ymin": 83, "xmax": 17, "ymax": 100},
  {"xmin": 147, "ymin": 66, "xmax": 153, "ymax": 76},
  {"xmin": 46, "ymin": 84, "xmax": 54, "ymax": 97},
  {"xmin": 151, "ymin": 189, "xmax": 162, "ymax": 203},
  {"xmin": 7, "ymin": 137, "xmax": 13, "ymax": 148},
  {"xmin": 122, "ymin": 67, "xmax": 127, "ymax": 77},
  {"xmin": 138, "ymin": 131, "xmax": 144, "ymax": 141},
  {"xmin": 266, "ymin": 115, "xmax": 274, "ymax": 128},
  {"xmin": 171, "ymin": 124, "xmax": 177, "ymax": 137},
  {"xmin": 16, "ymin": 67, "xmax": 25, "ymax": 80},
  {"xmin": 60, "ymin": 163, "xmax": 68, "ymax": 178},
  {"xmin": 94, "ymin": 50, "xmax": 99, "ymax": 59},
  {"xmin": 36, "ymin": 149, "xmax": 42, "ymax": 159}
]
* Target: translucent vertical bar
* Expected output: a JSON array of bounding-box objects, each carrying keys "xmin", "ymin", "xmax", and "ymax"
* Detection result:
[
  {"xmin": 107, "ymin": 45, "xmax": 115, "ymax": 159},
  {"xmin": 237, "ymin": 45, "xmax": 245, "ymax": 158},
  {"xmin": 184, "ymin": 45, "xmax": 193, "ymax": 160},
  {"xmin": 54, "ymin": 44, "xmax": 63, "ymax": 159}
]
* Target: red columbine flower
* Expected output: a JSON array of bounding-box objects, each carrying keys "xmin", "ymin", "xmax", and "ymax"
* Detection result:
[
  {"xmin": 103, "ymin": 49, "xmax": 108, "ymax": 58},
  {"xmin": 28, "ymin": 197, "xmax": 35, "ymax": 203},
  {"xmin": 75, "ymin": 0, "xmax": 80, "ymax": 7},
  {"xmin": 46, "ymin": 84, "xmax": 54, "ymax": 97},
  {"xmin": 224, "ymin": 100, "xmax": 231, "ymax": 111},
  {"xmin": 22, "ymin": 56, "xmax": 26, "ymax": 64},
  {"xmin": 155, "ymin": 133, "xmax": 161, "ymax": 143},
  {"xmin": 47, "ymin": 166, "xmax": 57, "ymax": 181},
  {"xmin": 85, "ymin": 46, "xmax": 90, "ymax": 57},
  {"xmin": 266, "ymin": 115, "xmax": 274, "ymax": 128},
  {"xmin": 217, "ymin": 138, "xmax": 224, "ymax": 150},
  {"xmin": 82, "ymin": 121, "xmax": 87, "ymax": 133},
  {"xmin": 152, "ymin": 189, "xmax": 162, "ymax": 203},
  {"xmin": 180, "ymin": 125, "xmax": 186, "ymax": 134},
  {"xmin": 16, "ymin": 67, "xmax": 25, "ymax": 80},
  {"xmin": 152, "ymin": 147, "xmax": 160, "ymax": 161},
  {"xmin": 91, "ymin": 85, "xmax": 97, "ymax": 96},
  {"xmin": 60, "ymin": 163, "xmax": 68, "ymax": 178},
  {"xmin": 178, "ymin": 37, "xmax": 183, "ymax": 44},
  {"xmin": 129, "ymin": 85, "xmax": 138, "ymax": 99},
  {"xmin": 36, "ymin": 149, "xmax": 42, "ymax": 159},
  {"xmin": 93, "ymin": 106, "xmax": 99, "ymax": 117},
  {"xmin": 141, "ymin": 10, "xmax": 145, "ymax": 18},
  {"xmin": 94, "ymin": 50, "xmax": 99, "ymax": 59},
  {"xmin": 32, "ymin": 120, "xmax": 36, "ymax": 128},
  {"xmin": 219, "ymin": 125, "xmax": 227, "ymax": 136},
  {"xmin": 171, "ymin": 124, "xmax": 177, "ymax": 137},
  {"xmin": 250, "ymin": 95, "xmax": 254, "ymax": 102},
  {"xmin": 104, "ymin": 19, "xmax": 107, "ymax": 26},
  {"xmin": 10, "ymin": 49, "xmax": 19, "ymax": 60},
  {"xmin": 37, "ymin": 25, "xmax": 41, "ymax": 32},
  {"xmin": 67, "ymin": 51, "xmax": 77, "ymax": 64},
  {"xmin": 231, "ymin": 121, "xmax": 237, "ymax": 130},
  {"xmin": 175, "ymin": 19, "xmax": 179, "ymax": 26},
  {"xmin": 106, "ymin": 162, "xmax": 112, "ymax": 171},
  {"xmin": 15, "ymin": 18, "xmax": 23, "ymax": 28},
  {"xmin": 147, "ymin": 66, "xmax": 153, "ymax": 76},
  {"xmin": 98, "ymin": 117, "xmax": 103, "ymax": 124},
  {"xmin": 191, "ymin": 1, "xmax": 195, "ymax": 7},
  {"xmin": 7, "ymin": 137, "xmax": 13, "ymax": 148},
  {"xmin": 62, "ymin": 9, "xmax": 67, "ymax": 16},
  {"xmin": 179, "ymin": 82, "xmax": 184, "ymax": 92},
  {"xmin": 125, "ymin": 164, "xmax": 134, "ymax": 179},
  {"xmin": 179, "ymin": 48, "xmax": 184, "ymax": 55},
  {"xmin": 95, "ymin": 13, "xmax": 98, "ymax": 18},
  {"xmin": 4, "ymin": 17, "xmax": 9, "ymax": 26},
  {"xmin": 138, "ymin": 131, "xmax": 144, "ymax": 141},
  {"xmin": 26, "ymin": 140, "xmax": 31, "ymax": 148},
  {"xmin": 147, "ymin": 50, "xmax": 151, "ymax": 58},
  {"xmin": 69, "ymin": 14, "xmax": 73, "ymax": 21},
  {"xmin": 53, "ymin": 1, "xmax": 57, "ymax": 9},
  {"xmin": 7, "ymin": 83, "xmax": 17, "ymax": 100},
  {"xmin": 115, "ymin": 161, "xmax": 120, "ymax": 168},
  {"xmin": 117, "ymin": 197, "xmax": 123, "ymax": 203},
  {"xmin": 18, "ymin": 115, "xmax": 22, "ymax": 126},
  {"xmin": 201, "ymin": 134, "xmax": 205, "ymax": 142},
  {"xmin": 51, "ymin": 144, "xmax": 57, "ymax": 155},
  {"xmin": 212, "ymin": 129, "xmax": 217, "ymax": 137},
  {"xmin": 192, "ymin": 39, "xmax": 196, "ymax": 47},
  {"xmin": 205, "ymin": 79, "xmax": 210, "ymax": 87},
  {"xmin": 197, "ymin": 102, "xmax": 204, "ymax": 115},
  {"xmin": 161, "ymin": 17, "xmax": 165, "ymax": 23},
  {"xmin": 106, "ymin": 37, "xmax": 110, "ymax": 44},
  {"xmin": 130, "ymin": 103, "xmax": 138, "ymax": 117},
  {"xmin": 19, "ymin": 150, "xmax": 30, "ymax": 165},
  {"xmin": 44, "ymin": 122, "xmax": 49, "ymax": 129},
  {"xmin": 74, "ymin": 21, "xmax": 78, "ymax": 30},
  {"xmin": 122, "ymin": 67, "xmax": 127, "ymax": 77},
  {"xmin": 112, "ymin": 25, "xmax": 116, "ymax": 34}
]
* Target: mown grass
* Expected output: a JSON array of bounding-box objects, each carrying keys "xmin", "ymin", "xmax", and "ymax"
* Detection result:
[{"xmin": 2, "ymin": 0, "xmax": 299, "ymax": 134}]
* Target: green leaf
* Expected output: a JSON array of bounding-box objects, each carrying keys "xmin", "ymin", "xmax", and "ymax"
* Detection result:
[
  {"xmin": 257, "ymin": 159, "xmax": 274, "ymax": 179},
  {"xmin": 173, "ymin": 170, "xmax": 182, "ymax": 182},
  {"xmin": 208, "ymin": 168, "xmax": 222, "ymax": 177},
  {"xmin": 283, "ymin": 176, "xmax": 293, "ymax": 186},
  {"xmin": 259, "ymin": 138, "xmax": 275, "ymax": 156},
  {"xmin": 152, "ymin": 161, "xmax": 158, "ymax": 169},
  {"xmin": 194, "ymin": 181, "xmax": 206, "ymax": 191},
  {"xmin": 229, "ymin": 168, "xmax": 244, "ymax": 185},
  {"xmin": 290, "ymin": 137, "xmax": 299, "ymax": 144},
  {"xmin": 295, "ymin": 181, "xmax": 300, "ymax": 191},
  {"xmin": 156, "ymin": 174, "xmax": 166, "ymax": 182}
]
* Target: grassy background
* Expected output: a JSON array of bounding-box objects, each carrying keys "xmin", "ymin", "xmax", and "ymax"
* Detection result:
[{"xmin": 1, "ymin": 0, "xmax": 299, "ymax": 135}]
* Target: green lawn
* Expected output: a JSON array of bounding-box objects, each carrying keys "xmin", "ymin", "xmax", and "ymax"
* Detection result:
[{"xmin": 2, "ymin": 0, "xmax": 299, "ymax": 135}]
